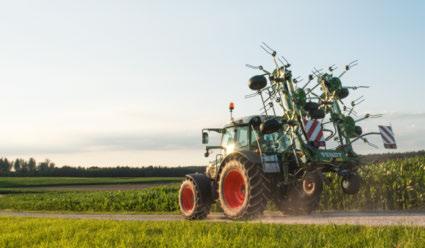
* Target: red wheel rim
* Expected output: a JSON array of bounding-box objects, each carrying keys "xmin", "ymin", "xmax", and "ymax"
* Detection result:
[
  {"xmin": 180, "ymin": 185, "xmax": 194, "ymax": 213},
  {"xmin": 223, "ymin": 169, "xmax": 246, "ymax": 209}
]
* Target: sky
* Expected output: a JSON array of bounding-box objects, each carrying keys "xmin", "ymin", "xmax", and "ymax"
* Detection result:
[{"xmin": 0, "ymin": 0, "xmax": 423, "ymax": 167}]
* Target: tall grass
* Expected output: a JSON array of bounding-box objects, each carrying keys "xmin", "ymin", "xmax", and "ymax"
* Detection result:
[{"xmin": 0, "ymin": 217, "xmax": 424, "ymax": 247}]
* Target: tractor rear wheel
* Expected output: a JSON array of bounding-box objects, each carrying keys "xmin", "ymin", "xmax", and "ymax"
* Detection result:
[
  {"xmin": 218, "ymin": 156, "xmax": 267, "ymax": 220},
  {"xmin": 275, "ymin": 170, "xmax": 323, "ymax": 215},
  {"xmin": 178, "ymin": 177, "xmax": 211, "ymax": 220}
]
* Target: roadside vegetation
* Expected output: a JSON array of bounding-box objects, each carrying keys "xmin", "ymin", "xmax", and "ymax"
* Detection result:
[{"xmin": 0, "ymin": 217, "xmax": 424, "ymax": 247}]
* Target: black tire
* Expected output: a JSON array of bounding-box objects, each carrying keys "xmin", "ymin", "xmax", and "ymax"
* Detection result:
[
  {"xmin": 341, "ymin": 173, "xmax": 361, "ymax": 194},
  {"xmin": 218, "ymin": 156, "xmax": 267, "ymax": 220},
  {"xmin": 274, "ymin": 170, "xmax": 323, "ymax": 215},
  {"xmin": 178, "ymin": 177, "xmax": 211, "ymax": 220}
]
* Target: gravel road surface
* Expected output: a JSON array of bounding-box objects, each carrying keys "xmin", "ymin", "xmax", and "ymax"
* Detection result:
[{"xmin": 1, "ymin": 211, "xmax": 424, "ymax": 226}]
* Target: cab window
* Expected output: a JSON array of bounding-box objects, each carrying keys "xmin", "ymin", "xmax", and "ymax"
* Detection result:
[
  {"xmin": 250, "ymin": 129, "xmax": 259, "ymax": 149},
  {"xmin": 221, "ymin": 126, "xmax": 250, "ymax": 152},
  {"xmin": 235, "ymin": 126, "xmax": 249, "ymax": 149},
  {"xmin": 221, "ymin": 127, "xmax": 235, "ymax": 147}
]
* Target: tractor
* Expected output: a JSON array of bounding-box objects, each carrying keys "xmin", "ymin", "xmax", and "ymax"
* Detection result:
[{"xmin": 178, "ymin": 44, "xmax": 383, "ymax": 220}]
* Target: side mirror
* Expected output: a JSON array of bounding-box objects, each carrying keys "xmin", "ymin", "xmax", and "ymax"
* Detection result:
[
  {"xmin": 204, "ymin": 150, "xmax": 210, "ymax": 157},
  {"xmin": 202, "ymin": 132, "xmax": 209, "ymax": 144}
]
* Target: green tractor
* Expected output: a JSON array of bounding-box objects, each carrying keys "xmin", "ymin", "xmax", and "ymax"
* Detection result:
[{"xmin": 179, "ymin": 44, "xmax": 382, "ymax": 220}]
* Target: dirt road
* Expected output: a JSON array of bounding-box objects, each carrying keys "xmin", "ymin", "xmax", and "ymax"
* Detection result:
[{"xmin": 1, "ymin": 211, "xmax": 424, "ymax": 226}]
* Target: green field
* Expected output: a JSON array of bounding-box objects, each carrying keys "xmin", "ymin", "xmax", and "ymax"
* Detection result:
[
  {"xmin": 1, "ymin": 155, "xmax": 424, "ymax": 213},
  {"xmin": 321, "ymin": 155, "xmax": 425, "ymax": 211},
  {"xmin": 0, "ymin": 177, "xmax": 181, "ymax": 188},
  {"xmin": 0, "ymin": 186, "xmax": 178, "ymax": 213},
  {"xmin": 0, "ymin": 217, "xmax": 423, "ymax": 247}
]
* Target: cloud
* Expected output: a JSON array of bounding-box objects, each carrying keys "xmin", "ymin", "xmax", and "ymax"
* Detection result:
[
  {"xmin": 86, "ymin": 132, "xmax": 200, "ymax": 151},
  {"xmin": 0, "ymin": 144, "xmax": 82, "ymax": 155},
  {"xmin": 382, "ymin": 112, "xmax": 425, "ymax": 120},
  {"xmin": 1, "ymin": 112, "xmax": 425, "ymax": 157},
  {"xmin": 353, "ymin": 112, "xmax": 425, "ymax": 153},
  {"xmin": 0, "ymin": 131, "xmax": 202, "ymax": 156}
]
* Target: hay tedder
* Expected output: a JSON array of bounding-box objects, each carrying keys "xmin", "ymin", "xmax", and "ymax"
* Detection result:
[{"xmin": 178, "ymin": 43, "xmax": 392, "ymax": 220}]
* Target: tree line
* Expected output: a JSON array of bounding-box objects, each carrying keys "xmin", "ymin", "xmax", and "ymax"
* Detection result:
[
  {"xmin": 0, "ymin": 158, "xmax": 204, "ymax": 177},
  {"xmin": 359, "ymin": 150, "xmax": 425, "ymax": 165},
  {"xmin": 2, "ymin": 151, "xmax": 422, "ymax": 177}
]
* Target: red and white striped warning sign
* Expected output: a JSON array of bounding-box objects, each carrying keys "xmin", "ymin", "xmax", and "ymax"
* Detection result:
[
  {"xmin": 304, "ymin": 119, "xmax": 325, "ymax": 147},
  {"xmin": 378, "ymin": 125, "xmax": 397, "ymax": 149}
]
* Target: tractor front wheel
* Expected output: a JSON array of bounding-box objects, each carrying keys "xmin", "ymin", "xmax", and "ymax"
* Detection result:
[
  {"xmin": 178, "ymin": 176, "xmax": 211, "ymax": 220},
  {"xmin": 218, "ymin": 156, "xmax": 267, "ymax": 220}
]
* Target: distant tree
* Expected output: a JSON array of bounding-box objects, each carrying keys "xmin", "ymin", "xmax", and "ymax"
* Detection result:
[
  {"xmin": 4, "ymin": 158, "xmax": 12, "ymax": 172},
  {"xmin": 20, "ymin": 159, "xmax": 29, "ymax": 174},
  {"xmin": 2, "ymin": 157, "xmax": 205, "ymax": 177},
  {"xmin": 0, "ymin": 158, "xmax": 8, "ymax": 175},
  {"xmin": 28, "ymin": 158, "xmax": 37, "ymax": 172},
  {"xmin": 13, "ymin": 159, "xmax": 22, "ymax": 173},
  {"xmin": 37, "ymin": 159, "xmax": 50, "ymax": 172}
]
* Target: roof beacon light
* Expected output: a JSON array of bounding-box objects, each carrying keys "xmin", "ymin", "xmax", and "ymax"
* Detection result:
[
  {"xmin": 229, "ymin": 102, "xmax": 235, "ymax": 121},
  {"xmin": 229, "ymin": 102, "xmax": 235, "ymax": 111}
]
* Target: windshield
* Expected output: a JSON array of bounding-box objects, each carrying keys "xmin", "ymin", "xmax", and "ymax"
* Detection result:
[
  {"xmin": 221, "ymin": 127, "xmax": 235, "ymax": 148},
  {"xmin": 221, "ymin": 125, "xmax": 291, "ymax": 154},
  {"xmin": 221, "ymin": 126, "xmax": 251, "ymax": 154}
]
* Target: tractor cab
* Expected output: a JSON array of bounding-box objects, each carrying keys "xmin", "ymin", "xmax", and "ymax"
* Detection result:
[
  {"xmin": 202, "ymin": 115, "xmax": 295, "ymax": 181},
  {"xmin": 202, "ymin": 115, "xmax": 292, "ymax": 158}
]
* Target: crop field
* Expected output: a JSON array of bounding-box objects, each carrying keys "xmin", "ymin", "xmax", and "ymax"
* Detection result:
[
  {"xmin": 0, "ymin": 217, "xmax": 423, "ymax": 247},
  {"xmin": 0, "ymin": 186, "xmax": 178, "ymax": 213},
  {"xmin": 0, "ymin": 177, "xmax": 181, "ymax": 188},
  {"xmin": 0, "ymin": 155, "xmax": 424, "ymax": 213},
  {"xmin": 321, "ymin": 155, "xmax": 425, "ymax": 211}
]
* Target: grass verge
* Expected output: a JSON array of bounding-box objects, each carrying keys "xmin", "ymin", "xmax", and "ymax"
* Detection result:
[{"xmin": 0, "ymin": 217, "xmax": 424, "ymax": 247}]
